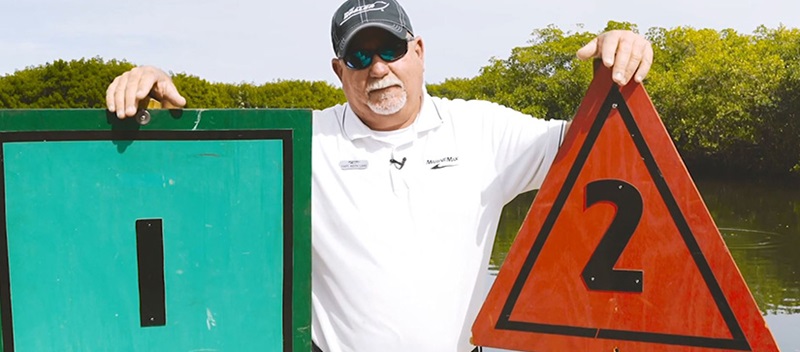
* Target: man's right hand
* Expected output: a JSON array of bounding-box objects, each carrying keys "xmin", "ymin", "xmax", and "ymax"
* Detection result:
[{"xmin": 106, "ymin": 66, "xmax": 187, "ymax": 119}]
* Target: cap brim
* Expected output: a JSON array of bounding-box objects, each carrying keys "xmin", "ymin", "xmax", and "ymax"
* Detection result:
[{"xmin": 336, "ymin": 22, "xmax": 407, "ymax": 58}]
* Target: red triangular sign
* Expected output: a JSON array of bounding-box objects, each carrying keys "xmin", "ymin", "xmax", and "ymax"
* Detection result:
[{"xmin": 473, "ymin": 62, "xmax": 779, "ymax": 351}]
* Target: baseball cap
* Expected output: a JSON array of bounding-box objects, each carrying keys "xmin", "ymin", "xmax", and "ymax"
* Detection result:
[{"xmin": 331, "ymin": 0, "xmax": 414, "ymax": 58}]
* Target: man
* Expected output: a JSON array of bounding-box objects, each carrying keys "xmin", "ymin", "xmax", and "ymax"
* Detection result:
[{"xmin": 107, "ymin": 1, "xmax": 653, "ymax": 351}]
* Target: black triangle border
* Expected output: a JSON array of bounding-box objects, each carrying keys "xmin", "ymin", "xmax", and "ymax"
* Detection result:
[{"xmin": 495, "ymin": 86, "xmax": 751, "ymax": 351}]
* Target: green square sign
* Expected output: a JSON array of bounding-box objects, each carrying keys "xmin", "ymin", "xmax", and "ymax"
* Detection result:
[{"xmin": 0, "ymin": 110, "xmax": 311, "ymax": 352}]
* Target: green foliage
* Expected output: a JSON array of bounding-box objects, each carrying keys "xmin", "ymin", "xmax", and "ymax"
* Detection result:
[
  {"xmin": 647, "ymin": 28, "xmax": 779, "ymax": 167},
  {"xmin": 603, "ymin": 21, "xmax": 638, "ymax": 32},
  {"xmin": 232, "ymin": 80, "xmax": 346, "ymax": 110},
  {"xmin": 4, "ymin": 22, "xmax": 800, "ymax": 177},
  {"xmin": 169, "ymin": 75, "xmax": 346, "ymax": 110},
  {"xmin": 428, "ymin": 25, "xmax": 597, "ymax": 120},
  {"xmin": 0, "ymin": 59, "xmax": 346, "ymax": 111},
  {"xmin": 478, "ymin": 25, "xmax": 596, "ymax": 119},
  {"xmin": 426, "ymin": 77, "xmax": 477, "ymax": 100},
  {"xmin": 752, "ymin": 26, "xmax": 800, "ymax": 175},
  {"xmin": 0, "ymin": 57, "xmax": 135, "ymax": 108},
  {"xmin": 171, "ymin": 74, "xmax": 236, "ymax": 109},
  {"xmin": 428, "ymin": 21, "xmax": 800, "ymax": 178},
  {"xmin": 646, "ymin": 25, "xmax": 800, "ymax": 175}
]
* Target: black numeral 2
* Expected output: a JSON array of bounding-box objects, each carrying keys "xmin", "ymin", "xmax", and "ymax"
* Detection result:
[{"xmin": 581, "ymin": 180, "xmax": 644, "ymax": 293}]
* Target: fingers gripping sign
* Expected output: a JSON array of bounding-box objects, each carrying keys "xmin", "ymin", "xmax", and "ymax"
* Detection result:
[
  {"xmin": 106, "ymin": 66, "xmax": 187, "ymax": 119},
  {"xmin": 576, "ymin": 30, "xmax": 653, "ymax": 86}
]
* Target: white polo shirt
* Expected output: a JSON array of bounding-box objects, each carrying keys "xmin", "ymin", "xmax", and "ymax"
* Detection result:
[{"xmin": 311, "ymin": 93, "xmax": 565, "ymax": 352}]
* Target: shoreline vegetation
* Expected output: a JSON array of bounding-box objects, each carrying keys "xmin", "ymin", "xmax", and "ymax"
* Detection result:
[{"xmin": 2, "ymin": 22, "xmax": 799, "ymax": 179}]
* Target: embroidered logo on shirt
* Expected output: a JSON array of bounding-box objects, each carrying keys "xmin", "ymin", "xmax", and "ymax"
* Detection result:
[
  {"xmin": 427, "ymin": 156, "xmax": 459, "ymax": 170},
  {"xmin": 431, "ymin": 164, "xmax": 456, "ymax": 170},
  {"xmin": 340, "ymin": 160, "xmax": 369, "ymax": 170}
]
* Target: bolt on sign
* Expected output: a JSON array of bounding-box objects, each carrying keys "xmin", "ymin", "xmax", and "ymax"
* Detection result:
[
  {"xmin": 0, "ymin": 109, "xmax": 311, "ymax": 351},
  {"xmin": 472, "ymin": 62, "xmax": 779, "ymax": 352}
]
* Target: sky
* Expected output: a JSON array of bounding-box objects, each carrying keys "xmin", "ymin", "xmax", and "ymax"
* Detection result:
[{"xmin": 2, "ymin": 0, "xmax": 800, "ymax": 86}]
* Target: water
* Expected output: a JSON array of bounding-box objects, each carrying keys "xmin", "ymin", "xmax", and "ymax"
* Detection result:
[{"xmin": 485, "ymin": 178, "xmax": 800, "ymax": 351}]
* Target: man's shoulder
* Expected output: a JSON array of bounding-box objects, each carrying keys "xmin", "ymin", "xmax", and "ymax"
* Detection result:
[
  {"xmin": 427, "ymin": 95, "xmax": 531, "ymax": 122},
  {"xmin": 312, "ymin": 103, "xmax": 347, "ymax": 132},
  {"xmin": 428, "ymin": 95, "xmax": 522, "ymax": 115},
  {"xmin": 313, "ymin": 103, "xmax": 347, "ymax": 118}
]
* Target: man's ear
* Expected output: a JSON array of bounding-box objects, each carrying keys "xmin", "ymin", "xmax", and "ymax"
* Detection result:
[
  {"xmin": 332, "ymin": 58, "xmax": 344, "ymax": 81},
  {"xmin": 413, "ymin": 36, "xmax": 425, "ymax": 63}
]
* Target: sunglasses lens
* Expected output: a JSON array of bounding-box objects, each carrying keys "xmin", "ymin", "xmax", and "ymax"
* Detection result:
[
  {"xmin": 344, "ymin": 39, "xmax": 409, "ymax": 70},
  {"xmin": 379, "ymin": 42, "xmax": 408, "ymax": 62},
  {"xmin": 345, "ymin": 50, "xmax": 372, "ymax": 69}
]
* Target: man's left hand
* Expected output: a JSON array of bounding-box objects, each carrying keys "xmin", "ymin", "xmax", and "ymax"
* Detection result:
[{"xmin": 576, "ymin": 30, "xmax": 654, "ymax": 86}]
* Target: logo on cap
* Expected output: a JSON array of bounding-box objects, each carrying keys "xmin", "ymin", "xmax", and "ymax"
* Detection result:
[{"xmin": 341, "ymin": 1, "xmax": 390, "ymax": 25}]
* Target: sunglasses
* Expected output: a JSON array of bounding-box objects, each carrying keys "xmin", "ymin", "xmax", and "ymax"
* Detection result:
[{"xmin": 342, "ymin": 38, "xmax": 412, "ymax": 70}]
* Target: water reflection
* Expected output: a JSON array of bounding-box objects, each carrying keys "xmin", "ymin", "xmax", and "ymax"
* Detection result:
[
  {"xmin": 699, "ymin": 178, "xmax": 800, "ymax": 317},
  {"xmin": 490, "ymin": 178, "xmax": 800, "ymax": 350}
]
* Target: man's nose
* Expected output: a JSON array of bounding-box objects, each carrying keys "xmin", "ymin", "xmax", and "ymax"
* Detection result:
[{"xmin": 369, "ymin": 55, "xmax": 391, "ymax": 78}]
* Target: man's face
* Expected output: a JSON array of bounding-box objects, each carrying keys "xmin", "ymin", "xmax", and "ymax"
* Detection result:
[{"xmin": 333, "ymin": 27, "xmax": 425, "ymax": 131}]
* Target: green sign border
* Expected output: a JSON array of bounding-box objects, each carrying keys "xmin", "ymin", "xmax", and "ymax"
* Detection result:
[{"xmin": 0, "ymin": 109, "xmax": 312, "ymax": 351}]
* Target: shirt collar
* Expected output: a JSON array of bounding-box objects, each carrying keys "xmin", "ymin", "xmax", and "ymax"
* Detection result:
[{"xmin": 342, "ymin": 90, "xmax": 442, "ymax": 141}]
